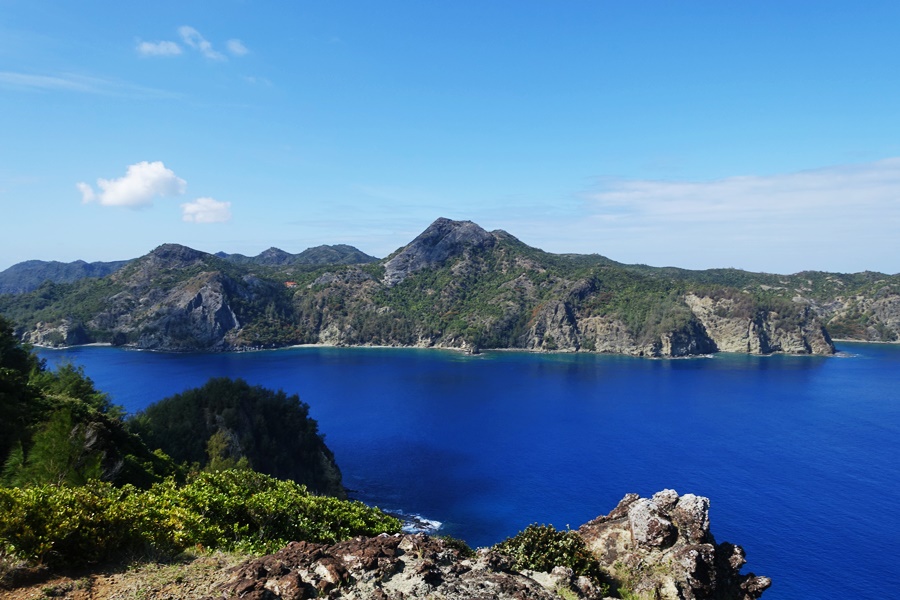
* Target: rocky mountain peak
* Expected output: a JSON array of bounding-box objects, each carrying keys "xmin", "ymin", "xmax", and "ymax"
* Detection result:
[
  {"xmin": 147, "ymin": 243, "xmax": 209, "ymax": 266},
  {"xmin": 112, "ymin": 244, "xmax": 212, "ymax": 287},
  {"xmin": 383, "ymin": 218, "xmax": 495, "ymax": 286},
  {"xmin": 256, "ymin": 247, "xmax": 293, "ymax": 265}
]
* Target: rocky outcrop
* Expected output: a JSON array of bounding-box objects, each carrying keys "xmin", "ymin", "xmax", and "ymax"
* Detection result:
[
  {"xmin": 218, "ymin": 490, "xmax": 768, "ymax": 600},
  {"xmin": 524, "ymin": 300, "xmax": 582, "ymax": 351},
  {"xmin": 685, "ymin": 294, "xmax": 834, "ymax": 355},
  {"xmin": 21, "ymin": 319, "xmax": 90, "ymax": 348},
  {"xmin": 383, "ymin": 218, "xmax": 496, "ymax": 286},
  {"xmin": 95, "ymin": 271, "xmax": 243, "ymax": 351},
  {"xmin": 220, "ymin": 535, "xmax": 576, "ymax": 600},
  {"xmin": 821, "ymin": 293, "xmax": 900, "ymax": 341},
  {"xmin": 579, "ymin": 490, "xmax": 770, "ymax": 600}
]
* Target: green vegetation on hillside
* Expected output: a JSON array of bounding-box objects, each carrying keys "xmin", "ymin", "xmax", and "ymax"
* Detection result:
[
  {"xmin": 0, "ymin": 316, "xmax": 400, "ymax": 572},
  {"xmin": 0, "ymin": 470, "xmax": 400, "ymax": 567},
  {"xmin": 0, "ymin": 316, "xmax": 176, "ymax": 489}
]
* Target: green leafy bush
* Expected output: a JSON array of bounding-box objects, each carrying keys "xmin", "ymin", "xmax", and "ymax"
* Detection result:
[
  {"xmin": 493, "ymin": 524, "xmax": 603, "ymax": 582},
  {"xmin": 0, "ymin": 469, "xmax": 401, "ymax": 566}
]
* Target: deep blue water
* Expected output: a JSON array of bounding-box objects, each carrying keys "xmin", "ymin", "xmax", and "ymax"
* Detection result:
[{"xmin": 37, "ymin": 343, "xmax": 900, "ymax": 599}]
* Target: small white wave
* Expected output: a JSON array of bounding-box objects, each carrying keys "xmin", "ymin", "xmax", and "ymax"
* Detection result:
[{"xmin": 390, "ymin": 510, "xmax": 443, "ymax": 534}]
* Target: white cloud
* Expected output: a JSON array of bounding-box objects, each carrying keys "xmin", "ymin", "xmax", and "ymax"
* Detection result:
[
  {"xmin": 178, "ymin": 26, "xmax": 225, "ymax": 61},
  {"xmin": 136, "ymin": 40, "xmax": 182, "ymax": 57},
  {"xmin": 226, "ymin": 39, "xmax": 249, "ymax": 56},
  {"xmin": 181, "ymin": 197, "xmax": 232, "ymax": 223},
  {"xmin": 0, "ymin": 71, "xmax": 177, "ymax": 98},
  {"xmin": 488, "ymin": 158, "xmax": 900, "ymax": 274},
  {"xmin": 78, "ymin": 161, "xmax": 187, "ymax": 208},
  {"xmin": 586, "ymin": 158, "xmax": 900, "ymax": 225}
]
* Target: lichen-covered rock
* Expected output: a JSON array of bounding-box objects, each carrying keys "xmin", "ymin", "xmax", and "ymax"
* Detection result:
[{"xmin": 579, "ymin": 490, "xmax": 770, "ymax": 600}]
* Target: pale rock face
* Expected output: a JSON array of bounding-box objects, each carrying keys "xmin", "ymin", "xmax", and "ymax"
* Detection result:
[
  {"xmin": 21, "ymin": 319, "xmax": 89, "ymax": 347},
  {"xmin": 579, "ymin": 490, "xmax": 771, "ymax": 600},
  {"xmin": 523, "ymin": 300, "xmax": 581, "ymax": 351},
  {"xmin": 578, "ymin": 316, "xmax": 639, "ymax": 354},
  {"xmin": 685, "ymin": 293, "xmax": 834, "ymax": 355},
  {"xmin": 629, "ymin": 498, "xmax": 677, "ymax": 548}
]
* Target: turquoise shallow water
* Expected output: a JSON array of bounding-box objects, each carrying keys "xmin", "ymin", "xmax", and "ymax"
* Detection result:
[{"xmin": 38, "ymin": 342, "xmax": 900, "ymax": 599}]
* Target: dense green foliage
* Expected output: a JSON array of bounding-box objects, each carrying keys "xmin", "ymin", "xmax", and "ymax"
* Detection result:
[
  {"xmin": 493, "ymin": 523, "xmax": 604, "ymax": 582},
  {"xmin": 0, "ymin": 316, "xmax": 42, "ymax": 462},
  {"xmin": 0, "ymin": 316, "xmax": 177, "ymax": 488},
  {"xmin": 128, "ymin": 377, "xmax": 344, "ymax": 497},
  {"xmin": 0, "ymin": 469, "xmax": 401, "ymax": 566},
  {"xmin": 0, "ymin": 318, "xmax": 397, "ymax": 572}
]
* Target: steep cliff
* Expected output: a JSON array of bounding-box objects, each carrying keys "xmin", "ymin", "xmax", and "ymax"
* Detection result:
[{"xmin": 684, "ymin": 293, "xmax": 834, "ymax": 355}]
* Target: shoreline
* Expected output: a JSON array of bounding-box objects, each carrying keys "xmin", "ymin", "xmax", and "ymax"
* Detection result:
[
  {"xmin": 832, "ymin": 338, "xmax": 900, "ymax": 345},
  {"xmin": 32, "ymin": 339, "xmax": 866, "ymax": 359}
]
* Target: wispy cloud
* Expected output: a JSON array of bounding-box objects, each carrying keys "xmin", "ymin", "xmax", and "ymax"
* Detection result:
[
  {"xmin": 494, "ymin": 158, "xmax": 900, "ymax": 274},
  {"xmin": 178, "ymin": 26, "xmax": 225, "ymax": 61},
  {"xmin": 585, "ymin": 158, "xmax": 900, "ymax": 226},
  {"xmin": 226, "ymin": 39, "xmax": 249, "ymax": 57},
  {"xmin": 78, "ymin": 161, "xmax": 186, "ymax": 208},
  {"xmin": 0, "ymin": 71, "xmax": 177, "ymax": 98},
  {"xmin": 181, "ymin": 197, "xmax": 232, "ymax": 223},
  {"xmin": 136, "ymin": 40, "xmax": 182, "ymax": 57}
]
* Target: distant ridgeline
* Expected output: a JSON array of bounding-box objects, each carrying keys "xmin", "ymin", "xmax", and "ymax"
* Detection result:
[{"xmin": 1, "ymin": 218, "xmax": 898, "ymax": 356}]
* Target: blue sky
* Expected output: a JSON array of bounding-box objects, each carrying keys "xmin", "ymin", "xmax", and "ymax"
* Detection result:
[{"xmin": 2, "ymin": 1, "xmax": 899, "ymax": 274}]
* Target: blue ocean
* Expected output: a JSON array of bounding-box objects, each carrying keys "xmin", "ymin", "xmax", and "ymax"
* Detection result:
[{"xmin": 37, "ymin": 343, "xmax": 900, "ymax": 599}]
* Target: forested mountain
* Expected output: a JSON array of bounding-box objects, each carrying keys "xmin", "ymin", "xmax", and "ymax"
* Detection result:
[
  {"xmin": 215, "ymin": 244, "xmax": 378, "ymax": 267},
  {"xmin": 1, "ymin": 218, "xmax": 898, "ymax": 356},
  {"xmin": 0, "ymin": 244, "xmax": 377, "ymax": 296},
  {"xmin": 0, "ymin": 259, "xmax": 130, "ymax": 294}
]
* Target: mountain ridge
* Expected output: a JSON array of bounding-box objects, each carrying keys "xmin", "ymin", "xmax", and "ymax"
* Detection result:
[{"xmin": 1, "ymin": 218, "xmax": 897, "ymax": 355}]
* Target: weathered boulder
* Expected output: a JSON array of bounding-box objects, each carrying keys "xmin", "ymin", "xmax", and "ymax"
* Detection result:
[{"xmin": 579, "ymin": 490, "xmax": 771, "ymax": 600}]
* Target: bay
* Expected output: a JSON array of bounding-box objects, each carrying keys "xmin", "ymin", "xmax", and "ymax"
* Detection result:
[{"xmin": 37, "ymin": 342, "xmax": 900, "ymax": 599}]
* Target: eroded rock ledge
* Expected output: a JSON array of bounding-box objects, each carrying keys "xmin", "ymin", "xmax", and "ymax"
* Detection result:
[{"xmin": 217, "ymin": 490, "xmax": 770, "ymax": 600}]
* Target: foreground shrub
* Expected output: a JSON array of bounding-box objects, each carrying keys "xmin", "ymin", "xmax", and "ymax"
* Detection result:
[
  {"xmin": 0, "ymin": 469, "xmax": 401, "ymax": 566},
  {"xmin": 493, "ymin": 523, "xmax": 603, "ymax": 581}
]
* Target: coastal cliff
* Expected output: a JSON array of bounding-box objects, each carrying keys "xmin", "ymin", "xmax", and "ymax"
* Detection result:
[{"xmin": 4, "ymin": 217, "xmax": 897, "ymax": 356}]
